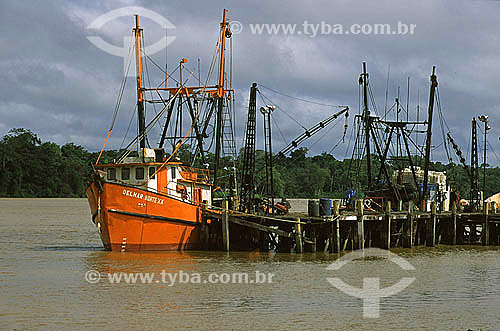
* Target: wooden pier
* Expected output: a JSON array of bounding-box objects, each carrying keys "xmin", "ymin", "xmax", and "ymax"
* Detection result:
[{"xmin": 202, "ymin": 200, "xmax": 500, "ymax": 252}]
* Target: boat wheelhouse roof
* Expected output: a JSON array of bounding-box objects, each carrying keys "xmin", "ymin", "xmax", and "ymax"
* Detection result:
[
  {"xmin": 96, "ymin": 161, "xmax": 183, "ymax": 168},
  {"xmin": 97, "ymin": 161, "xmax": 213, "ymax": 186}
]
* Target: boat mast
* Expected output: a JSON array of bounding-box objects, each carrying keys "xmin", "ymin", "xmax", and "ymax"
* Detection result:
[
  {"xmin": 362, "ymin": 62, "xmax": 372, "ymax": 191},
  {"xmin": 422, "ymin": 66, "xmax": 437, "ymax": 204},
  {"xmin": 213, "ymin": 8, "xmax": 229, "ymax": 188},
  {"xmin": 134, "ymin": 15, "xmax": 146, "ymax": 149}
]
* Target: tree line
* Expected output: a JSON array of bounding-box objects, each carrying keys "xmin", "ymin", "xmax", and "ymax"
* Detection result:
[
  {"xmin": 0, "ymin": 129, "xmax": 118, "ymax": 197},
  {"xmin": 1, "ymin": 128, "xmax": 499, "ymax": 199}
]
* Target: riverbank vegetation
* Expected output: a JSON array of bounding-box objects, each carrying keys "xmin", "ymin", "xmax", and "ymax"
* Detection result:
[{"xmin": 1, "ymin": 128, "xmax": 499, "ymax": 199}]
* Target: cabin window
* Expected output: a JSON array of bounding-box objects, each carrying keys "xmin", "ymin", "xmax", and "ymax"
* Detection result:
[
  {"xmin": 171, "ymin": 167, "xmax": 176, "ymax": 180},
  {"xmin": 121, "ymin": 168, "xmax": 130, "ymax": 180},
  {"xmin": 107, "ymin": 168, "xmax": 116, "ymax": 180},
  {"xmin": 136, "ymin": 167, "xmax": 145, "ymax": 180},
  {"xmin": 149, "ymin": 167, "xmax": 156, "ymax": 179}
]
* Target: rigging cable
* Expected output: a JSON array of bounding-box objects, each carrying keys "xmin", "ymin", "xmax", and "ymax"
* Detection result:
[
  {"xmin": 309, "ymin": 119, "xmax": 342, "ymax": 150},
  {"xmin": 435, "ymin": 87, "xmax": 452, "ymax": 163},
  {"xmin": 191, "ymin": 29, "xmax": 222, "ymax": 162},
  {"xmin": 270, "ymin": 111, "xmax": 289, "ymax": 147},
  {"xmin": 96, "ymin": 35, "xmax": 134, "ymax": 165},
  {"xmin": 358, "ymin": 81, "xmax": 361, "ymax": 115},
  {"xmin": 487, "ymin": 140, "xmax": 500, "ymax": 165},
  {"xmin": 384, "ymin": 64, "xmax": 390, "ymax": 120},
  {"xmin": 119, "ymin": 105, "xmax": 136, "ymax": 151},
  {"xmin": 328, "ymin": 117, "xmax": 349, "ymax": 154},
  {"xmin": 466, "ymin": 123, "xmax": 471, "ymax": 164},
  {"xmin": 142, "ymin": 34, "xmax": 164, "ymax": 143},
  {"xmin": 143, "ymin": 52, "xmax": 180, "ymax": 85},
  {"xmin": 258, "ymin": 84, "xmax": 346, "ymax": 108},
  {"xmin": 257, "ymin": 90, "xmax": 307, "ymax": 130},
  {"xmin": 477, "ymin": 124, "xmax": 500, "ymax": 165},
  {"xmin": 367, "ymin": 82, "xmax": 379, "ymax": 117},
  {"xmin": 117, "ymin": 88, "xmax": 181, "ymax": 162},
  {"xmin": 344, "ymin": 115, "xmax": 356, "ymax": 159}
]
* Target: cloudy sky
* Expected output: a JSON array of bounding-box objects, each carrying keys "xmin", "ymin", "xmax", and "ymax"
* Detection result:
[{"xmin": 1, "ymin": 0, "xmax": 500, "ymax": 165}]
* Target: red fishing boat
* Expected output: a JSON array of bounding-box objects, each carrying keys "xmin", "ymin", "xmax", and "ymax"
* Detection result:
[{"xmin": 86, "ymin": 9, "xmax": 236, "ymax": 251}]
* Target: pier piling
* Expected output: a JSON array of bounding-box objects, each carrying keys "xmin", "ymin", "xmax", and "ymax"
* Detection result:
[
  {"xmin": 332, "ymin": 200, "xmax": 341, "ymax": 253},
  {"xmin": 356, "ymin": 199, "xmax": 365, "ymax": 249},
  {"xmin": 382, "ymin": 201, "xmax": 391, "ymax": 249},
  {"xmin": 426, "ymin": 203, "xmax": 437, "ymax": 247},
  {"xmin": 294, "ymin": 218, "xmax": 303, "ymax": 253},
  {"xmin": 222, "ymin": 200, "xmax": 230, "ymax": 251},
  {"xmin": 403, "ymin": 201, "xmax": 414, "ymax": 248},
  {"xmin": 483, "ymin": 201, "xmax": 489, "ymax": 246},
  {"xmin": 452, "ymin": 201, "xmax": 457, "ymax": 245}
]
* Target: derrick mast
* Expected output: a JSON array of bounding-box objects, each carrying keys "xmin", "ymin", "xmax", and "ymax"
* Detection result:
[
  {"xmin": 470, "ymin": 117, "xmax": 480, "ymax": 209},
  {"xmin": 240, "ymin": 83, "xmax": 258, "ymax": 212},
  {"xmin": 261, "ymin": 105, "xmax": 275, "ymax": 215}
]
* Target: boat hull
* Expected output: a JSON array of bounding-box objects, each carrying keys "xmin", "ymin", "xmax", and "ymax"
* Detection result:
[{"xmin": 86, "ymin": 181, "xmax": 205, "ymax": 251}]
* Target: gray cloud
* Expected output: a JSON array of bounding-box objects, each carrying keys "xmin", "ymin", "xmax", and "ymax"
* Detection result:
[{"xmin": 1, "ymin": 0, "xmax": 499, "ymax": 165}]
